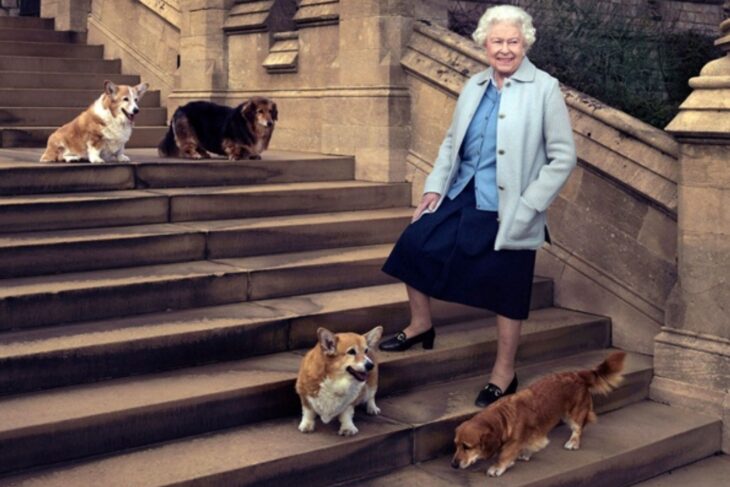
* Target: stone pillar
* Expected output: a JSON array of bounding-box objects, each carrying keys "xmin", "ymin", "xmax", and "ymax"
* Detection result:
[
  {"xmin": 41, "ymin": 0, "xmax": 91, "ymax": 31},
  {"xmin": 324, "ymin": 0, "xmax": 413, "ymax": 182},
  {"xmin": 655, "ymin": 17, "xmax": 730, "ymax": 453},
  {"xmin": 169, "ymin": 0, "xmax": 233, "ymax": 113}
]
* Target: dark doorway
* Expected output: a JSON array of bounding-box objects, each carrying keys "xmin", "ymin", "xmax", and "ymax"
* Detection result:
[{"xmin": 20, "ymin": 0, "xmax": 41, "ymax": 17}]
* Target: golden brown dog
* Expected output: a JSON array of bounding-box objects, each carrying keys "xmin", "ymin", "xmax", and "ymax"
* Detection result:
[
  {"xmin": 452, "ymin": 352, "xmax": 625, "ymax": 477},
  {"xmin": 40, "ymin": 80, "xmax": 148, "ymax": 163},
  {"xmin": 295, "ymin": 326, "xmax": 382, "ymax": 436}
]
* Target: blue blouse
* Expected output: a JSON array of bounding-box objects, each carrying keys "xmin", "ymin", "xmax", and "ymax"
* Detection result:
[{"xmin": 447, "ymin": 81, "xmax": 501, "ymax": 211}]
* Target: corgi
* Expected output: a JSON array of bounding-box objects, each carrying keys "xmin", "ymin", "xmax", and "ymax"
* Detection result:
[
  {"xmin": 452, "ymin": 352, "xmax": 626, "ymax": 477},
  {"xmin": 157, "ymin": 97, "xmax": 277, "ymax": 160},
  {"xmin": 295, "ymin": 326, "xmax": 383, "ymax": 436},
  {"xmin": 40, "ymin": 80, "xmax": 149, "ymax": 163}
]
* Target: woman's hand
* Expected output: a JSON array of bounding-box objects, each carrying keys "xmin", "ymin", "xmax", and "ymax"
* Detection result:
[{"xmin": 412, "ymin": 192, "xmax": 440, "ymax": 222}]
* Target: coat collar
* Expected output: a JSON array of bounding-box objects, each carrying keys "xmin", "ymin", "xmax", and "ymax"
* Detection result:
[{"xmin": 477, "ymin": 56, "xmax": 537, "ymax": 85}]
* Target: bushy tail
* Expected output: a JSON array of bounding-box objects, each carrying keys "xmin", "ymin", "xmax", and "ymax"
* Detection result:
[
  {"xmin": 157, "ymin": 122, "xmax": 178, "ymax": 157},
  {"xmin": 585, "ymin": 351, "xmax": 626, "ymax": 395}
]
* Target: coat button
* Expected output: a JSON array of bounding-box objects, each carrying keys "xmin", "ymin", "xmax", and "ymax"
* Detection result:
[
  {"xmin": 498, "ymin": 149, "xmax": 505, "ymax": 155},
  {"xmin": 498, "ymin": 185, "xmax": 505, "ymax": 190},
  {"xmin": 505, "ymin": 81, "xmax": 511, "ymax": 87},
  {"xmin": 499, "ymin": 113, "xmax": 505, "ymax": 119}
]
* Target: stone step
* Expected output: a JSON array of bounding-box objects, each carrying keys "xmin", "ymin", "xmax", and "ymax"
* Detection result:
[
  {"xmin": 0, "ymin": 106, "xmax": 166, "ymax": 126},
  {"xmin": 0, "ymin": 125, "xmax": 167, "ymax": 148},
  {"xmin": 0, "ymin": 28, "xmax": 85, "ymax": 43},
  {"xmin": 630, "ymin": 454, "xmax": 730, "ymax": 487},
  {"xmin": 0, "ymin": 281, "xmax": 554, "ymax": 393},
  {"xmin": 0, "ymin": 71, "xmax": 140, "ymax": 89},
  {"xmin": 0, "ymin": 17, "xmax": 54, "ymax": 30},
  {"xmin": 348, "ymin": 402, "xmax": 721, "ymax": 487},
  {"xmin": 0, "ymin": 41, "xmax": 103, "ymax": 58},
  {"xmin": 0, "ymin": 181, "xmax": 408, "ymax": 233},
  {"xmin": 0, "ymin": 208, "xmax": 410, "ymax": 278},
  {"xmin": 0, "ymin": 188, "xmax": 170, "ymax": 233},
  {"xmin": 0, "ymin": 55, "xmax": 120, "ymax": 73},
  {"xmin": 0, "ymin": 88, "xmax": 161, "ymax": 107},
  {"xmin": 2, "ymin": 385, "xmax": 708, "ymax": 485},
  {"xmin": 182, "ymin": 208, "xmax": 411, "ymax": 259},
  {"xmin": 0, "ymin": 151, "xmax": 354, "ymax": 195},
  {"xmin": 0, "ymin": 345, "xmax": 631, "ymax": 477},
  {"xmin": 0, "ymin": 244, "xmax": 396, "ymax": 331},
  {"xmin": 156, "ymin": 180, "xmax": 412, "ymax": 222}
]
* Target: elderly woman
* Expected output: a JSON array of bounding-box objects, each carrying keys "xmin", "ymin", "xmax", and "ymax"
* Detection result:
[{"xmin": 379, "ymin": 5, "xmax": 577, "ymax": 408}]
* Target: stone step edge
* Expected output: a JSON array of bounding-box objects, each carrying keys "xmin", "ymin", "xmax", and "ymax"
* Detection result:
[{"xmin": 0, "ymin": 344, "xmax": 630, "ymax": 479}]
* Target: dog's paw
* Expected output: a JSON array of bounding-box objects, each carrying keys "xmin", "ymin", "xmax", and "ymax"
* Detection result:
[
  {"xmin": 366, "ymin": 403, "xmax": 381, "ymax": 416},
  {"xmin": 487, "ymin": 465, "xmax": 506, "ymax": 477},
  {"xmin": 89, "ymin": 157, "xmax": 105, "ymax": 164},
  {"xmin": 338, "ymin": 424, "xmax": 359, "ymax": 437},
  {"xmin": 517, "ymin": 453, "xmax": 532, "ymax": 462},
  {"xmin": 298, "ymin": 419, "xmax": 315, "ymax": 433},
  {"xmin": 116, "ymin": 154, "xmax": 131, "ymax": 163},
  {"xmin": 564, "ymin": 438, "xmax": 580, "ymax": 450}
]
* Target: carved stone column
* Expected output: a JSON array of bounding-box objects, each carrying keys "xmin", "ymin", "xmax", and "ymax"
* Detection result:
[
  {"xmin": 169, "ymin": 0, "xmax": 234, "ymax": 112},
  {"xmin": 656, "ymin": 16, "xmax": 730, "ymax": 453},
  {"xmin": 41, "ymin": 0, "xmax": 91, "ymax": 32},
  {"xmin": 323, "ymin": 0, "xmax": 413, "ymax": 182}
]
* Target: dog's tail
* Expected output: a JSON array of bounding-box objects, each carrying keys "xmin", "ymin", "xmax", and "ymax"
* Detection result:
[
  {"xmin": 582, "ymin": 351, "xmax": 625, "ymax": 396},
  {"xmin": 157, "ymin": 121, "xmax": 178, "ymax": 157}
]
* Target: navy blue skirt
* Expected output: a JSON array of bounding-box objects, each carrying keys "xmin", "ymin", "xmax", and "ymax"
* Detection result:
[{"xmin": 382, "ymin": 181, "xmax": 536, "ymax": 320}]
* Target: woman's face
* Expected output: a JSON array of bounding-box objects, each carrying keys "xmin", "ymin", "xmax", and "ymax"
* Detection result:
[{"xmin": 484, "ymin": 22, "xmax": 526, "ymax": 79}]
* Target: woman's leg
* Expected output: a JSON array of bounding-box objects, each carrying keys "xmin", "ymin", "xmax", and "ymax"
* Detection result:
[
  {"xmin": 489, "ymin": 314, "xmax": 522, "ymax": 390},
  {"xmin": 401, "ymin": 284, "xmax": 433, "ymax": 336}
]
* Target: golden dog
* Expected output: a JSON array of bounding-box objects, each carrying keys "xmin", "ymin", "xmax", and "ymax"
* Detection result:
[{"xmin": 452, "ymin": 352, "xmax": 625, "ymax": 477}]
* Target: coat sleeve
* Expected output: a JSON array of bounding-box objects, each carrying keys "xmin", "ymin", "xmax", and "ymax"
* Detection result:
[
  {"xmin": 423, "ymin": 74, "xmax": 480, "ymax": 196},
  {"xmin": 521, "ymin": 80, "xmax": 577, "ymax": 212}
]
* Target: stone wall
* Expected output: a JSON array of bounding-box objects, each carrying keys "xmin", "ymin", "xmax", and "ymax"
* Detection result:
[
  {"xmin": 402, "ymin": 22, "xmax": 679, "ymax": 355},
  {"xmin": 86, "ymin": 0, "xmax": 180, "ymax": 103},
  {"xmin": 0, "ymin": 0, "xmax": 20, "ymax": 16}
]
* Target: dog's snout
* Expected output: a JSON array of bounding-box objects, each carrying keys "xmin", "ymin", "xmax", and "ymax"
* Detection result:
[
  {"xmin": 450, "ymin": 458, "xmax": 460, "ymax": 469},
  {"xmin": 266, "ymin": 121, "xmax": 273, "ymax": 127},
  {"xmin": 365, "ymin": 360, "xmax": 374, "ymax": 371},
  {"xmin": 132, "ymin": 107, "xmax": 140, "ymax": 114}
]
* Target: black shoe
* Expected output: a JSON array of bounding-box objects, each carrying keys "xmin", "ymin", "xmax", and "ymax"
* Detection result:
[
  {"xmin": 474, "ymin": 375, "xmax": 518, "ymax": 408},
  {"xmin": 379, "ymin": 327, "xmax": 435, "ymax": 352}
]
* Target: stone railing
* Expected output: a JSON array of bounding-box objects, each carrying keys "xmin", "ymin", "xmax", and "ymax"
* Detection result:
[
  {"xmin": 402, "ymin": 21, "xmax": 679, "ymax": 354},
  {"xmin": 85, "ymin": 0, "xmax": 180, "ymax": 102}
]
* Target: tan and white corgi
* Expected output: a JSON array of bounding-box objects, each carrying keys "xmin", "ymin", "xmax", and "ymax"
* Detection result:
[
  {"xmin": 40, "ymin": 80, "xmax": 149, "ymax": 163},
  {"xmin": 295, "ymin": 326, "xmax": 383, "ymax": 436}
]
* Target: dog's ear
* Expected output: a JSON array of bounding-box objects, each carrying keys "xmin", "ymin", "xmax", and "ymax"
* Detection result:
[
  {"xmin": 241, "ymin": 100, "xmax": 257, "ymax": 123},
  {"xmin": 135, "ymin": 82, "xmax": 149, "ymax": 99},
  {"xmin": 271, "ymin": 102, "xmax": 278, "ymax": 121},
  {"xmin": 479, "ymin": 426, "xmax": 501, "ymax": 459},
  {"xmin": 104, "ymin": 80, "xmax": 118, "ymax": 96},
  {"xmin": 317, "ymin": 327, "xmax": 338, "ymax": 356},
  {"xmin": 363, "ymin": 326, "xmax": 383, "ymax": 349}
]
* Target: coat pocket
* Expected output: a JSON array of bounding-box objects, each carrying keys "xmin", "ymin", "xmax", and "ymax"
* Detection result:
[{"xmin": 508, "ymin": 197, "xmax": 541, "ymax": 241}]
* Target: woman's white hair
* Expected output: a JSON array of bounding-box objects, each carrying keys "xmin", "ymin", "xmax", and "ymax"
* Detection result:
[{"xmin": 472, "ymin": 5, "xmax": 536, "ymax": 50}]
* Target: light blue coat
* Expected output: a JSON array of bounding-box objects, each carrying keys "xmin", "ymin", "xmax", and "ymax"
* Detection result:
[{"xmin": 423, "ymin": 57, "xmax": 577, "ymax": 250}]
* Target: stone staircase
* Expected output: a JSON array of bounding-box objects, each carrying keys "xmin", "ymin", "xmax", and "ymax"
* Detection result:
[
  {"xmin": 0, "ymin": 16, "xmax": 166, "ymax": 148},
  {"xmin": 0, "ymin": 14, "xmax": 724, "ymax": 487},
  {"xmin": 0, "ymin": 147, "xmax": 722, "ymax": 487}
]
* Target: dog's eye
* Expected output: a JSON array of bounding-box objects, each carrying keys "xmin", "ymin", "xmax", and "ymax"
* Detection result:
[
  {"xmin": 364, "ymin": 348, "xmax": 369, "ymax": 354},
  {"xmin": 123, "ymin": 97, "xmax": 129, "ymax": 101},
  {"xmin": 347, "ymin": 348, "xmax": 356, "ymax": 355}
]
